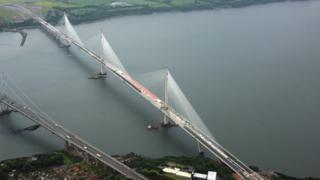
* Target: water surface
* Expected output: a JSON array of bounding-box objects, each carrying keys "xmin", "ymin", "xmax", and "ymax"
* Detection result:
[{"xmin": 1, "ymin": 0, "xmax": 320, "ymax": 177}]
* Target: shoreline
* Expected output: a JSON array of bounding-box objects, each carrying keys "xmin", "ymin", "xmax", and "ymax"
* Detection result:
[
  {"xmin": 67, "ymin": 0, "xmax": 310, "ymax": 25},
  {"xmin": 0, "ymin": 0, "xmax": 309, "ymax": 32},
  {"xmin": 1, "ymin": 150, "xmax": 318, "ymax": 180}
]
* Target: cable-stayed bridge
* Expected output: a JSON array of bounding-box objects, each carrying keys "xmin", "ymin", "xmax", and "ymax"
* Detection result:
[{"xmin": 9, "ymin": 5, "xmax": 263, "ymax": 180}]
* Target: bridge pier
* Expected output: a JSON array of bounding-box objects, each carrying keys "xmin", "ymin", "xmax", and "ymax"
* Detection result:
[
  {"xmin": 88, "ymin": 71, "xmax": 107, "ymax": 79},
  {"xmin": 64, "ymin": 141, "xmax": 71, "ymax": 151},
  {"xmin": 197, "ymin": 141, "xmax": 204, "ymax": 156},
  {"xmin": 83, "ymin": 151, "xmax": 90, "ymax": 162},
  {"xmin": 89, "ymin": 59, "xmax": 107, "ymax": 80},
  {"xmin": 64, "ymin": 142, "xmax": 99, "ymax": 165},
  {"xmin": 64, "ymin": 143, "xmax": 94, "ymax": 165}
]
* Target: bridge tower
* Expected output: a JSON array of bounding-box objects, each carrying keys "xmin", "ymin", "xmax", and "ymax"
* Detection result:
[
  {"xmin": 89, "ymin": 32, "xmax": 107, "ymax": 79},
  {"xmin": 162, "ymin": 68, "xmax": 169, "ymax": 126},
  {"xmin": 161, "ymin": 68, "xmax": 177, "ymax": 128},
  {"xmin": 97, "ymin": 32, "xmax": 107, "ymax": 78},
  {"xmin": 197, "ymin": 141, "xmax": 204, "ymax": 155},
  {"xmin": 0, "ymin": 78, "xmax": 12, "ymax": 116}
]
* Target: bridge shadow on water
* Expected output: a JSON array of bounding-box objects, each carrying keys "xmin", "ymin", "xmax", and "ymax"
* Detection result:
[
  {"xmin": 65, "ymin": 47, "xmax": 97, "ymax": 74},
  {"xmin": 0, "ymin": 115, "xmax": 62, "ymax": 152}
]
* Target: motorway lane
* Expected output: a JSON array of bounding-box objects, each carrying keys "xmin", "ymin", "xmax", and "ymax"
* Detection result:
[{"xmin": 0, "ymin": 95, "xmax": 147, "ymax": 180}]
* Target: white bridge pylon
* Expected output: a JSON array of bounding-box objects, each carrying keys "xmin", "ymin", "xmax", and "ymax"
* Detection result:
[
  {"xmin": 100, "ymin": 33, "xmax": 128, "ymax": 74},
  {"xmin": 63, "ymin": 15, "xmax": 128, "ymax": 75},
  {"xmin": 63, "ymin": 13, "xmax": 83, "ymax": 46}
]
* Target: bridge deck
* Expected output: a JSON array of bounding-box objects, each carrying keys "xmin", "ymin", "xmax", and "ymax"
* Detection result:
[{"xmin": 0, "ymin": 95, "xmax": 147, "ymax": 180}]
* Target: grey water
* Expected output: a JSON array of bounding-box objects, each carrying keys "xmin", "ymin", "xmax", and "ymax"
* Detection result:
[{"xmin": 1, "ymin": 0, "xmax": 320, "ymax": 177}]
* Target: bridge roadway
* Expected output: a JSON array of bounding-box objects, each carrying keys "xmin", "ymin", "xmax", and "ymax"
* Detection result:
[
  {"xmin": 0, "ymin": 95, "xmax": 147, "ymax": 180},
  {"xmin": 29, "ymin": 12, "xmax": 264, "ymax": 180}
]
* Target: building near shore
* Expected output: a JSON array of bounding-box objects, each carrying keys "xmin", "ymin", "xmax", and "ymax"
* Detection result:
[
  {"xmin": 110, "ymin": 2, "xmax": 132, "ymax": 7},
  {"xmin": 192, "ymin": 171, "xmax": 217, "ymax": 180},
  {"xmin": 162, "ymin": 167, "xmax": 217, "ymax": 180}
]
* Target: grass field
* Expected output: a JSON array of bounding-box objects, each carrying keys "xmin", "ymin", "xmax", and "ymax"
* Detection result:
[
  {"xmin": 0, "ymin": 0, "xmax": 205, "ymax": 8},
  {"xmin": 0, "ymin": 0, "xmax": 194, "ymax": 22},
  {"xmin": 0, "ymin": 7, "xmax": 19, "ymax": 22},
  {"xmin": 1, "ymin": 0, "xmax": 304, "ymax": 27}
]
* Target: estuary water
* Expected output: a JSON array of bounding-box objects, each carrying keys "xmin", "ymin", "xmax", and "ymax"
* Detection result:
[{"xmin": 1, "ymin": 0, "xmax": 320, "ymax": 177}]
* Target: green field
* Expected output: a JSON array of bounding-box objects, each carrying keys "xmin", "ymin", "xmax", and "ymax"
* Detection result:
[
  {"xmin": 0, "ymin": 0, "xmax": 307, "ymax": 28},
  {"xmin": 0, "ymin": 0, "xmax": 201, "ymax": 7},
  {"xmin": 0, "ymin": 8, "xmax": 19, "ymax": 22},
  {"xmin": 0, "ymin": 0, "xmax": 199, "ymax": 23}
]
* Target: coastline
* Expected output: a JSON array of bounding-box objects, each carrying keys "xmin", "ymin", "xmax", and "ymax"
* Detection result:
[
  {"xmin": 0, "ymin": 0, "xmax": 310, "ymax": 32},
  {"xmin": 1, "ymin": 150, "xmax": 318, "ymax": 180},
  {"xmin": 66, "ymin": 0, "xmax": 310, "ymax": 25}
]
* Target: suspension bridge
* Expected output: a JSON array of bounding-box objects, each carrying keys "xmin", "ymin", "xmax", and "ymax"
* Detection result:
[
  {"xmin": 0, "ymin": 75, "xmax": 147, "ymax": 180},
  {"xmin": 3, "ymin": 5, "xmax": 264, "ymax": 180}
]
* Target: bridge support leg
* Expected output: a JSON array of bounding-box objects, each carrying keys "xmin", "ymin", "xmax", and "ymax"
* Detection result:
[
  {"xmin": 99, "ymin": 63, "xmax": 107, "ymax": 77},
  {"xmin": 64, "ymin": 141, "xmax": 71, "ymax": 151},
  {"xmin": 88, "ymin": 63, "xmax": 107, "ymax": 79},
  {"xmin": 83, "ymin": 152, "xmax": 89, "ymax": 162},
  {"xmin": 58, "ymin": 36, "xmax": 71, "ymax": 48},
  {"xmin": 197, "ymin": 142, "xmax": 204, "ymax": 156}
]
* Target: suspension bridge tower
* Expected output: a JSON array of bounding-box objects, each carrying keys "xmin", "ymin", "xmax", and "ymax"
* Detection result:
[{"xmin": 0, "ymin": 76, "xmax": 12, "ymax": 116}]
